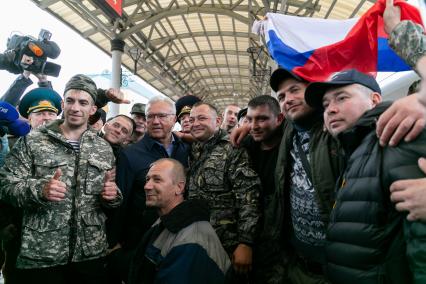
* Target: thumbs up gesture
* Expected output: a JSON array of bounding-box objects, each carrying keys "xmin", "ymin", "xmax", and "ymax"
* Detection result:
[
  {"xmin": 102, "ymin": 168, "xmax": 118, "ymax": 201},
  {"xmin": 42, "ymin": 168, "xmax": 67, "ymax": 202}
]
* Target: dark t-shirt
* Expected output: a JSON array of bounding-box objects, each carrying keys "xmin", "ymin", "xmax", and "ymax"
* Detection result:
[{"xmin": 243, "ymin": 136, "xmax": 279, "ymax": 208}]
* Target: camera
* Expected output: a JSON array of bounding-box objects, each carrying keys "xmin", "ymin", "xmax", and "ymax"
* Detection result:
[{"xmin": 2, "ymin": 29, "xmax": 61, "ymax": 77}]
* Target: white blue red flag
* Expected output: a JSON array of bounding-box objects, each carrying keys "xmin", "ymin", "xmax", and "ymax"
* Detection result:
[{"xmin": 258, "ymin": 0, "xmax": 423, "ymax": 81}]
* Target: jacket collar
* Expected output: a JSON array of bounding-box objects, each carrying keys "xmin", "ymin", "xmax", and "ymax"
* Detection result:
[
  {"xmin": 160, "ymin": 199, "xmax": 210, "ymax": 233},
  {"xmin": 39, "ymin": 119, "xmax": 98, "ymax": 144},
  {"xmin": 141, "ymin": 132, "xmax": 181, "ymax": 150}
]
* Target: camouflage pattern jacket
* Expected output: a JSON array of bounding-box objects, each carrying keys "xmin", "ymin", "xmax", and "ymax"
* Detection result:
[
  {"xmin": 187, "ymin": 129, "xmax": 260, "ymax": 253},
  {"xmin": 389, "ymin": 20, "xmax": 426, "ymax": 70},
  {"xmin": 0, "ymin": 119, "xmax": 122, "ymax": 269}
]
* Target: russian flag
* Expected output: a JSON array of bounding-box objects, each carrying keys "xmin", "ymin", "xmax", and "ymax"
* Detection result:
[{"xmin": 261, "ymin": 0, "xmax": 423, "ymax": 82}]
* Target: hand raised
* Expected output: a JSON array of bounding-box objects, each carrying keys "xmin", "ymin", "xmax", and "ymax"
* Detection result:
[
  {"xmin": 102, "ymin": 169, "xmax": 118, "ymax": 201},
  {"xmin": 42, "ymin": 168, "xmax": 67, "ymax": 202},
  {"xmin": 106, "ymin": 88, "xmax": 130, "ymax": 104}
]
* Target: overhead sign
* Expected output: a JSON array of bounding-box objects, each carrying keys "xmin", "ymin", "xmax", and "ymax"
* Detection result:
[{"xmin": 93, "ymin": 0, "xmax": 122, "ymax": 19}]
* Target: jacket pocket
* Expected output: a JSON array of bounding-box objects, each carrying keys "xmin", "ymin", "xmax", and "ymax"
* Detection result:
[
  {"xmin": 85, "ymin": 158, "xmax": 111, "ymax": 195},
  {"xmin": 81, "ymin": 211, "xmax": 108, "ymax": 257},
  {"xmin": 34, "ymin": 159, "xmax": 67, "ymax": 179},
  {"xmin": 202, "ymin": 160, "xmax": 227, "ymax": 191},
  {"xmin": 20, "ymin": 214, "xmax": 69, "ymax": 263}
]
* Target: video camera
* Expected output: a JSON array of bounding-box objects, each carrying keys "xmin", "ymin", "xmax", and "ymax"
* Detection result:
[{"xmin": 1, "ymin": 29, "xmax": 61, "ymax": 77}]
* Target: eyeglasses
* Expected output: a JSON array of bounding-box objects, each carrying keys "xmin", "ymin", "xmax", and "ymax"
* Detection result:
[{"xmin": 146, "ymin": 113, "xmax": 175, "ymax": 121}]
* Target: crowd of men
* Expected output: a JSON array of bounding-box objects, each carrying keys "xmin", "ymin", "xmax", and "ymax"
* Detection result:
[{"xmin": 1, "ymin": 1, "xmax": 426, "ymax": 283}]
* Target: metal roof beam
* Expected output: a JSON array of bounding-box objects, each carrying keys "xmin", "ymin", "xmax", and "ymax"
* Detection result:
[
  {"xmin": 167, "ymin": 50, "xmax": 248, "ymax": 62},
  {"xmin": 149, "ymin": 31, "xmax": 255, "ymax": 47},
  {"xmin": 119, "ymin": 6, "xmax": 250, "ymax": 39}
]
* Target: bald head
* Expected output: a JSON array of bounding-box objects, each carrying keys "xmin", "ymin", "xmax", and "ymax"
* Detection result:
[{"xmin": 151, "ymin": 158, "xmax": 186, "ymax": 185}]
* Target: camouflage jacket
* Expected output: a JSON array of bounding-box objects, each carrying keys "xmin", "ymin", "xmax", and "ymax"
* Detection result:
[
  {"xmin": 389, "ymin": 20, "xmax": 426, "ymax": 70},
  {"xmin": 186, "ymin": 129, "xmax": 260, "ymax": 252},
  {"xmin": 0, "ymin": 119, "xmax": 122, "ymax": 269}
]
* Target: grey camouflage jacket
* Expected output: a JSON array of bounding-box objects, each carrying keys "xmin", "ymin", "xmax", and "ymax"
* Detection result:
[
  {"xmin": 187, "ymin": 129, "xmax": 260, "ymax": 253},
  {"xmin": 389, "ymin": 20, "xmax": 426, "ymax": 70},
  {"xmin": 0, "ymin": 119, "xmax": 122, "ymax": 268}
]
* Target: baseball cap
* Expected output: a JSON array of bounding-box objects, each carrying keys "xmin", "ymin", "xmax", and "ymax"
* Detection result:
[
  {"xmin": 305, "ymin": 69, "xmax": 381, "ymax": 108},
  {"xmin": 270, "ymin": 68, "xmax": 303, "ymax": 92}
]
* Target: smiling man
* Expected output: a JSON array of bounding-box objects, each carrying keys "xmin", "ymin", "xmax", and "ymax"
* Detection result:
[
  {"xmin": 187, "ymin": 102, "xmax": 260, "ymax": 279},
  {"xmin": 0, "ymin": 74, "xmax": 122, "ymax": 284},
  {"xmin": 128, "ymin": 158, "xmax": 230, "ymax": 284},
  {"xmin": 265, "ymin": 68, "xmax": 342, "ymax": 284},
  {"xmin": 101, "ymin": 115, "xmax": 135, "ymax": 159}
]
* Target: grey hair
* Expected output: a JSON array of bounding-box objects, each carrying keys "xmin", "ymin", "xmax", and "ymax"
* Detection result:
[{"xmin": 146, "ymin": 96, "xmax": 176, "ymax": 115}]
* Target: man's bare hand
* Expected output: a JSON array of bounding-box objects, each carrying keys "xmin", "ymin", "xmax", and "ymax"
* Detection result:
[
  {"xmin": 231, "ymin": 243, "xmax": 253, "ymax": 274},
  {"xmin": 383, "ymin": 0, "xmax": 401, "ymax": 35},
  {"xmin": 42, "ymin": 168, "xmax": 67, "ymax": 201},
  {"xmin": 105, "ymin": 88, "xmax": 130, "ymax": 104},
  {"xmin": 230, "ymin": 125, "xmax": 250, "ymax": 147},
  {"xmin": 390, "ymin": 158, "xmax": 426, "ymax": 221},
  {"xmin": 102, "ymin": 169, "xmax": 118, "ymax": 201},
  {"xmin": 376, "ymin": 94, "xmax": 426, "ymax": 147}
]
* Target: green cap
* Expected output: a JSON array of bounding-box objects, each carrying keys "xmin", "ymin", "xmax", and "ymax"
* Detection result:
[
  {"xmin": 64, "ymin": 74, "xmax": 98, "ymax": 102},
  {"xmin": 19, "ymin": 87, "xmax": 62, "ymax": 119},
  {"xmin": 131, "ymin": 103, "xmax": 146, "ymax": 115}
]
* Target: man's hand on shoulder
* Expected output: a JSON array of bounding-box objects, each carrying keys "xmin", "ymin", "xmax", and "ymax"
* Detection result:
[
  {"xmin": 230, "ymin": 125, "xmax": 250, "ymax": 147},
  {"xmin": 231, "ymin": 243, "xmax": 253, "ymax": 274},
  {"xmin": 102, "ymin": 168, "xmax": 119, "ymax": 201},
  {"xmin": 42, "ymin": 168, "xmax": 67, "ymax": 202},
  {"xmin": 390, "ymin": 157, "xmax": 426, "ymax": 221},
  {"xmin": 376, "ymin": 94, "xmax": 426, "ymax": 147}
]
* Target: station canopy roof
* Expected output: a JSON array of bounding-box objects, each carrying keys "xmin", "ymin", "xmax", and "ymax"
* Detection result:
[{"xmin": 30, "ymin": 0, "xmax": 375, "ymax": 110}]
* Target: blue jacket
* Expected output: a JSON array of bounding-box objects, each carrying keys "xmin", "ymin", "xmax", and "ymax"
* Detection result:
[{"xmin": 128, "ymin": 200, "xmax": 231, "ymax": 284}]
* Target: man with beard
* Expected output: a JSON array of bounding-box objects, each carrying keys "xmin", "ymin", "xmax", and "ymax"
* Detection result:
[{"xmin": 265, "ymin": 68, "xmax": 343, "ymax": 284}]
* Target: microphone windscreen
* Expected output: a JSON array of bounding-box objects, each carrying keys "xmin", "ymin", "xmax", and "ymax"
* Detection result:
[
  {"xmin": 8, "ymin": 119, "xmax": 30, "ymax": 137},
  {"xmin": 0, "ymin": 101, "xmax": 19, "ymax": 122}
]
